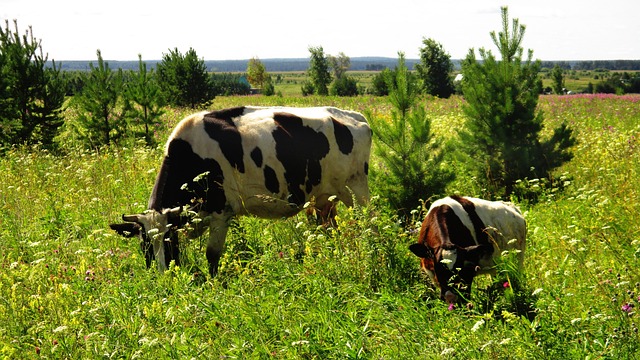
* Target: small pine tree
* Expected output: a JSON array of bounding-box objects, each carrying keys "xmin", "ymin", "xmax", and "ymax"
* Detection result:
[
  {"xmin": 460, "ymin": 7, "xmax": 576, "ymax": 198},
  {"xmin": 73, "ymin": 50, "xmax": 130, "ymax": 147},
  {"xmin": 551, "ymin": 64, "xmax": 565, "ymax": 94},
  {"xmin": 125, "ymin": 55, "xmax": 165, "ymax": 146},
  {"xmin": 0, "ymin": 20, "xmax": 65, "ymax": 149},
  {"xmin": 367, "ymin": 53, "xmax": 454, "ymax": 216},
  {"xmin": 262, "ymin": 76, "xmax": 276, "ymax": 96}
]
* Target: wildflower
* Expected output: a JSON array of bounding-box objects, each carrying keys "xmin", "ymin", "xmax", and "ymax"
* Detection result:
[
  {"xmin": 448, "ymin": 303, "xmax": 455, "ymax": 311},
  {"xmin": 622, "ymin": 303, "xmax": 634, "ymax": 313},
  {"xmin": 471, "ymin": 319, "xmax": 485, "ymax": 332},
  {"xmin": 503, "ymin": 281, "xmax": 510, "ymax": 289}
]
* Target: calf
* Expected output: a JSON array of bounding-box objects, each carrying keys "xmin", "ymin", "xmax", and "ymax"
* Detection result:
[
  {"xmin": 409, "ymin": 195, "xmax": 526, "ymax": 304},
  {"xmin": 110, "ymin": 106, "xmax": 372, "ymax": 277}
]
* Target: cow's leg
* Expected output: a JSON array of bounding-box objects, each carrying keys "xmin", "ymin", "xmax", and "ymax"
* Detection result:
[
  {"xmin": 206, "ymin": 217, "xmax": 230, "ymax": 278},
  {"xmin": 163, "ymin": 231, "xmax": 180, "ymax": 269}
]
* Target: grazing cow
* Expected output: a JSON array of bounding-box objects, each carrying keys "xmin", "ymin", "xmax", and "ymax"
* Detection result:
[
  {"xmin": 110, "ymin": 106, "xmax": 372, "ymax": 277},
  {"xmin": 409, "ymin": 195, "xmax": 526, "ymax": 304}
]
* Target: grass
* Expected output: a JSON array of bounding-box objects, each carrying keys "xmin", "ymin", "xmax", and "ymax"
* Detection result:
[{"xmin": 1, "ymin": 94, "xmax": 639, "ymax": 358}]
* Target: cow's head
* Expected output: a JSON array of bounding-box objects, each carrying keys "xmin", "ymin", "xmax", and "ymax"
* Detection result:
[
  {"xmin": 109, "ymin": 207, "xmax": 183, "ymax": 271},
  {"xmin": 409, "ymin": 242, "xmax": 493, "ymax": 303}
]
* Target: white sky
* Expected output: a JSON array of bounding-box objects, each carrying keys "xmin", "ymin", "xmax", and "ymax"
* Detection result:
[{"xmin": 1, "ymin": 0, "xmax": 638, "ymax": 61}]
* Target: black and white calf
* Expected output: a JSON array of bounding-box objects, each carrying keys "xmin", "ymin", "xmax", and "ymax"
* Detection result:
[
  {"xmin": 409, "ymin": 195, "xmax": 526, "ymax": 304},
  {"xmin": 110, "ymin": 106, "xmax": 372, "ymax": 277}
]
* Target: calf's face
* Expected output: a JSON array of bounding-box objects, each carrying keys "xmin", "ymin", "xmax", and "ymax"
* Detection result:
[{"xmin": 410, "ymin": 243, "xmax": 492, "ymax": 303}]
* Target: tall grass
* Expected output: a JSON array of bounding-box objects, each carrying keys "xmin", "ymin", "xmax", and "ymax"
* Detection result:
[{"xmin": 1, "ymin": 94, "xmax": 639, "ymax": 358}]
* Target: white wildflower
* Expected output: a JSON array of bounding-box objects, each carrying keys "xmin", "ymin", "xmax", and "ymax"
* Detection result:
[{"xmin": 471, "ymin": 319, "xmax": 485, "ymax": 332}]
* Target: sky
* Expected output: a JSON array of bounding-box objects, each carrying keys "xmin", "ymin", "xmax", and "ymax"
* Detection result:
[{"xmin": 1, "ymin": 0, "xmax": 639, "ymax": 62}]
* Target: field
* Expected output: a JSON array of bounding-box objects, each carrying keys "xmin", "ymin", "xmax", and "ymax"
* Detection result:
[
  {"xmin": 271, "ymin": 69, "xmax": 620, "ymax": 96},
  {"xmin": 1, "ymin": 94, "xmax": 639, "ymax": 358}
]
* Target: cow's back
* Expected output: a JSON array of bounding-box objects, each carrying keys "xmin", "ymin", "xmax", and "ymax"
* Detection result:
[
  {"xmin": 464, "ymin": 197, "xmax": 526, "ymax": 265},
  {"xmin": 163, "ymin": 106, "xmax": 371, "ymax": 218}
]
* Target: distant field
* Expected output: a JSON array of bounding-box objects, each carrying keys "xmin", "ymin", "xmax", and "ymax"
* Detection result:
[{"xmin": 271, "ymin": 69, "xmax": 628, "ymax": 96}]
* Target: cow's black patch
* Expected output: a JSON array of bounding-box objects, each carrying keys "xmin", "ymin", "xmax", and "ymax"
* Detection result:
[
  {"xmin": 435, "ymin": 204, "xmax": 477, "ymax": 249},
  {"xmin": 332, "ymin": 117, "xmax": 354, "ymax": 154},
  {"xmin": 272, "ymin": 113, "xmax": 330, "ymax": 206},
  {"xmin": 264, "ymin": 165, "xmax": 279, "ymax": 194},
  {"xmin": 251, "ymin": 147, "xmax": 263, "ymax": 168},
  {"xmin": 149, "ymin": 138, "xmax": 226, "ymax": 214},
  {"xmin": 450, "ymin": 195, "xmax": 491, "ymax": 247},
  {"xmin": 203, "ymin": 107, "xmax": 245, "ymax": 173}
]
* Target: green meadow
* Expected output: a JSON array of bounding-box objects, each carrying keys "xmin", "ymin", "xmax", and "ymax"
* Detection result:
[{"xmin": 1, "ymin": 94, "xmax": 639, "ymax": 358}]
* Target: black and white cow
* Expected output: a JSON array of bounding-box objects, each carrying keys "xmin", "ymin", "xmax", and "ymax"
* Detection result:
[
  {"xmin": 409, "ymin": 195, "xmax": 526, "ymax": 304},
  {"xmin": 110, "ymin": 106, "xmax": 372, "ymax": 277}
]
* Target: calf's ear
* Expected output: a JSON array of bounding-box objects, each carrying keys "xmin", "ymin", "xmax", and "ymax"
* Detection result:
[
  {"xmin": 109, "ymin": 222, "xmax": 141, "ymax": 238},
  {"xmin": 409, "ymin": 243, "xmax": 434, "ymax": 259}
]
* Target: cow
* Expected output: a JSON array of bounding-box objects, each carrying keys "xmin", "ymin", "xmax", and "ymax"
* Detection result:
[
  {"xmin": 408, "ymin": 195, "xmax": 526, "ymax": 304},
  {"xmin": 110, "ymin": 106, "xmax": 372, "ymax": 277}
]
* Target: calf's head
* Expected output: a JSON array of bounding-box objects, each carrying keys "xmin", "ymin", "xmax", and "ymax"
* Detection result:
[
  {"xmin": 109, "ymin": 207, "xmax": 183, "ymax": 271},
  {"xmin": 409, "ymin": 242, "xmax": 493, "ymax": 303}
]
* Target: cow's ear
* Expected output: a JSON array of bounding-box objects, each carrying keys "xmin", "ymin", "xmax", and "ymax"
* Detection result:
[
  {"xmin": 461, "ymin": 244, "xmax": 493, "ymax": 262},
  {"xmin": 110, "ymin": 222, "xmax": 141, "ymax": 238},
  {"xmin": 122, "ymin": 214, "xmax": 142, "ymax": 223},
  {"xmin": 409, "ymin": 243, "xmax": 434, "ymax": 259}
]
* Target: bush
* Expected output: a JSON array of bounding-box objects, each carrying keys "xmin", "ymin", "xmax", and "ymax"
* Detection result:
[
  {"xmin": 370, "ymin": 69, "xmax": 392, "ymax": 96},
  {"xmin": 210, "ymin": 73, "xmax": 250, "ymax": 96},
  {"xmin": 156, "ymin": 48, "xmax": 214, "ymax": 108},
  {"xmin": 330, "ymin": 76, "xmax": 359, "ymax": 96},
  {"xmin": 300, "ymin": 81, "xmax": 315, "ymax": 96}
]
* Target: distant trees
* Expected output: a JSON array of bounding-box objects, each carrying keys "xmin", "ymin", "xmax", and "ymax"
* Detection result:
[
  {"xmin": 460, "ymin": 7, "xmax": 576, "ymax": 199},
  {"xmin": 305, "ymin": 48, "xmax": 359, "ymax": 96},
  {"xmin": 329, "ymin": 52, "xmax": 359, "ymax": 96},
  {"xmin": 156, "ymin": 48, "xmax": 214, "ymax": 108},
  {"xmin": 415, "ymin": 38, "xmax": 455, "ymax": 98},
  {"xmin": 328, "ymin": 52, "xmax": 350, "ymax": 80},
  {"xmin": 210, "ymin": 73, "xmax": 251, "ymax": 96},
  {"xmin": 0, "ymin": 20, "xmax": 65, "ymax": 150}
]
